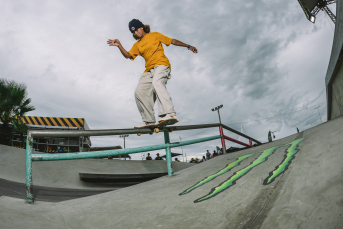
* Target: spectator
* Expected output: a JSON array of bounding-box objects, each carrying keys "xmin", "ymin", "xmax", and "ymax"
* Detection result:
[
  {"xmin": 146, "ymin": 153, "xmax": 152, "ymax": 160},
  {"xmin": 199, "ymin": 156, "xmax": 207, "ymax": 163},
  {"xmin": 213, "ymin": 150, "xmax": 218, "ymax": 157},
  {"xmin": 218, "ymin": 148, "xmax": 223, "ymax": 155},
  {"xmin": 175, "ymin": 158, "xmax": 180, "ymax": 162},
  {"xmin": 155, "ymin": 153, "xmax": 163, "ymax": 160},
  {"xmin": 189, "ymin": 158, "xmax": 197, "ymax": 163},
  {"xmin": 206, "ymin": 150, "xmax": 211, "ymax": 160}
]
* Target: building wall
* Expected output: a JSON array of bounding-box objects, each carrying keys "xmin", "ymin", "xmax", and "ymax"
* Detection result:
[
  {"xmin": 326, "ymin": 1, "xmax": 343, "ymax": 120},
  {"xmin": 330, "ymin": 63, "xmax": 343, "ymax": 118}
]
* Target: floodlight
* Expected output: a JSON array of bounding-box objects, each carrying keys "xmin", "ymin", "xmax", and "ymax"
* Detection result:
[
  {"xmin": 310, "ymin": 15, "xmax": 316, "ymax": 23},
  {"xmin": 211, "ymin": 104, "xmax": 223, "ymax": 123},
  {"xmin": 297, "ymin": 0, "xmax": 336, "ymax": 24}
]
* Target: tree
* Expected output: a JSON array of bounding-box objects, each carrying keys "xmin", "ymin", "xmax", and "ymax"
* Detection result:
[{"xmin": 0, "ymin": 79, "xmax": 35, "ymax": 146}]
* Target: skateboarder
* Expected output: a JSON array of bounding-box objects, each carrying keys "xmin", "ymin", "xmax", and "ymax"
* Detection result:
[{"xmin": 107, "ymin": 19, "xmax": 197, "ymax": 128}]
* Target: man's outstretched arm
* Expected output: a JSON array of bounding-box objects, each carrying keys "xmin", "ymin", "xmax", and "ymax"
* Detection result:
[
  {"xmin": 107, "ymin": 39, "xmax": 133, "ymax": 59},
  {"xmin": 171, "ymin": 39, "xmax": 198, "ymax": 53}
]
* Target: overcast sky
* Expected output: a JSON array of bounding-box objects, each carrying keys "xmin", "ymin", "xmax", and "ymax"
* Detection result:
[{"xmin": 1, "ymin": 0, "xmax": 336, "ymax": 160}]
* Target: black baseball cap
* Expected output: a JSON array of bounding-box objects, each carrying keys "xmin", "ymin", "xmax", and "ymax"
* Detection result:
[{"xmin": 128, "ymin": 19, "xmax": 144, "ymax": 33}]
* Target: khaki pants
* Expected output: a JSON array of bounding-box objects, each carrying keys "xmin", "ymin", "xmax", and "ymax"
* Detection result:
[{"xmin": 134, "ymin": 65, "xmax": 176, "ymax": 123}]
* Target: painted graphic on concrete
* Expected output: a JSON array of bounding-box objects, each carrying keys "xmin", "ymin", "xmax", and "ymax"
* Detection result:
[
  {"xmin": 179, "ymin": 138, "xmax": 304, "ymax": 203},
  {"xmin": 179, "ymin": 153, "xmax": 255, "ymax": 195}
]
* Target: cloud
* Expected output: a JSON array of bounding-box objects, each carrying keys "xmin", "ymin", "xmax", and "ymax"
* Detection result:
[{"xmin": 0, "ymin": 0, "xmax": 333, "ymax": 160}]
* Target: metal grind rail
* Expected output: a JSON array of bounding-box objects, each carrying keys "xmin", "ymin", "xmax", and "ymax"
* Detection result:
[{"xmin": 25, "ymin": 123, "xmax": 261, "ymax": 203}]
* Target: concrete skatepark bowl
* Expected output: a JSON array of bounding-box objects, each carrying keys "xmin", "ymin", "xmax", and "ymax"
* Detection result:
[
  {"xmin": 0, "ymin": 146, "xmax": 193, "ymax": 202},
  {"xmin": 0, "ymin": 115, "xmax": 342, "ymax": 228}
]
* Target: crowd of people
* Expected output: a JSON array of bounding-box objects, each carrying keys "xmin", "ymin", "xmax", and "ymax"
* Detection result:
[
  {"xmin": 145, "ymin": 153, "xmax": 181, "ymax": 161},
  {"xmin": 145, "ymin": 153, "xmax": 163, "ymax": 160},
  {"xmin": 189, "ymin": 148, "xmax": 224, "ymax": 164},
  {"xmin": 143, "ymin": 148, "xmax": 224, "ymax": 163}
]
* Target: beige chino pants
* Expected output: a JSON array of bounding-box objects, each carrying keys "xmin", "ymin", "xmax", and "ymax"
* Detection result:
[{"xmin": 134, "ymin": 65, "xmax": 176, "ymax": 123}]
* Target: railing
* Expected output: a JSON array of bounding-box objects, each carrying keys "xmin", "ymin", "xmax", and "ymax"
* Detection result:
[{"xmin": 25, "ymin": 123, "xmax": 261, "ymax": 203}]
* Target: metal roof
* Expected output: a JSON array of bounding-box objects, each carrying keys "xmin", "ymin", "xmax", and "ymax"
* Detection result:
[
  {"xmin": 301, "ymin": 0, "xmax": 320, "ymax": 12},
  {"xmin": 22, "ymin": 116, "xmax": 87, "ymax": 129}
]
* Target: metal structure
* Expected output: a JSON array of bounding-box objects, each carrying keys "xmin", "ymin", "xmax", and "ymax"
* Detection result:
[
  {"xmin": 7, "ymin": 116, "xmax": 91, "ymax": 152},
  {"xmin": 25, "ymin": 123, "xmax": 262, "ymax": 203},
  {"xmin": 298, "ymin": 0, "xmax": 336, "ymax": 23}
]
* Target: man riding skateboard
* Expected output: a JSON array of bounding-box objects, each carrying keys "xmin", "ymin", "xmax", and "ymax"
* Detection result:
[{"xmin": 107, "ymin": 19, "xmax": 197, "ymax": 128}]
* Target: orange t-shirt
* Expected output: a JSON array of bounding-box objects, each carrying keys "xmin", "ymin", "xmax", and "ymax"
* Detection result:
[{"xmin": 128, "ymin": 32, "xmax": 172, "ymax": 73}]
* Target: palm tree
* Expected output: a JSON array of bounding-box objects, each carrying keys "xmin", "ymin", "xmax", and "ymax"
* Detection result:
[{"xmin": 0, "ymin": 79, "xmax": 35, "ymax": 146}]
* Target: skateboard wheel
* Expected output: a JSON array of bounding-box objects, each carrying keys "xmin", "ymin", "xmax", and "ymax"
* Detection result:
[
  {"xmin": 137, "ymin": 133, "xmax": 141, "ymax": 136},
  {"xmin": 169, "ymin": 128, "xmax": 173, "ymax": 132},
  {"xmin": 154, "ymin": 128, "xmax": 159, "ymax": 133}
]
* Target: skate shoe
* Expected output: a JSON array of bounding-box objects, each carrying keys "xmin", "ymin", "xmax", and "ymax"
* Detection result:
[
  {"xmin": 158, "ymin": 113, "xmax": 178, "ymax": 123},
  {"xmin": 134, "ymin": 122, "xmax": 155, "ymax": 128}
]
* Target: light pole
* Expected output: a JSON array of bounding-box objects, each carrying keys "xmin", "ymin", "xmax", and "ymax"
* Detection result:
[
  {"xmin": 211, "ymin": 104, "xmax": 226, "ymax": 154},
  {"xmin": 119, "ymin": 135, "xmax": 129, "ymax": 160},
  {"xmin": 119, "ymin": 135, "xmax": 129, "ymax": 148},
  {"xmin": 179, "ymin": 136, "xmax": 185, "ymax": 162},
  {"xmin": 211, "ymin": 104, "xmax": 223, "ymax": 124},
  {"xmin": 314, "ymin": 106, "xmax": 323, "ymax": 124}
]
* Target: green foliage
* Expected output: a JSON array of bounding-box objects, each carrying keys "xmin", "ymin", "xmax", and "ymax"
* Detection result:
[{"xmin": 0, "ymin": 79, "xmax": 35, "ymax": 146}]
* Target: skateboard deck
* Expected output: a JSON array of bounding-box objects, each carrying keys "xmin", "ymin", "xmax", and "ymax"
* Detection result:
[{"xmin": 135, "ymin": 119, "xmax": 179, "ymax": 136}]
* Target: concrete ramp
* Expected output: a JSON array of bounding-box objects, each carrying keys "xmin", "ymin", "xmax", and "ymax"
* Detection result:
[
  {"xmin": 0, "ymin": 116, "xmax": 343, "ymax": 228},
  {"xmin": 0, "ymin": 146, "xmax": 193, "ymax": 190}
]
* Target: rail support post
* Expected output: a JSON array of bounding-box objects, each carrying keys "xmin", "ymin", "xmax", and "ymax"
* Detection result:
[
  {"xmin": 164, "ymin": 131, "xmax": 173, "ymax": 177},
  {"xmin": 219, "ymin": 126, "xmax": 227, "ymax": 154},
  {"xmin": 25, "ymin": 134, "xmax": 34, "ymax": 203}
]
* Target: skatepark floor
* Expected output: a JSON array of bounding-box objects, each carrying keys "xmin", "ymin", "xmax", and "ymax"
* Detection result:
[{"xmin": 0, "ymin": 116, "xmax": 343, "ymax": 228}]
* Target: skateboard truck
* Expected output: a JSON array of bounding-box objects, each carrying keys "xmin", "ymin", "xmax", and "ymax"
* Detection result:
[{"xmin": 136, "ymin": 119, "xmax": 178, "ymax": 136}]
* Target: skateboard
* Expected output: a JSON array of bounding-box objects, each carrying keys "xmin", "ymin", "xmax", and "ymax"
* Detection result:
[{"xmin": 135, "ymin": 119, "xmax": 179, "ymax": 136}]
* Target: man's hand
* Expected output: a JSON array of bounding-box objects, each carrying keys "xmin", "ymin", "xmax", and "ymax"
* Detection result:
[
  {"xmin": 189, "ymin": 46, "xmax": 198, "ymax": 54},
  {"xmin": 107, "ymin": 39, "xmax": 121, "ymax": 47},
  {"xmin": 107, "ymin": 39, "xmax": 132, "ymax": 59}
]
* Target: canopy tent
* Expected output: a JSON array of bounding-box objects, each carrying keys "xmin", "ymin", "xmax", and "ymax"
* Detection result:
[
  {"xmin": 274, "ymin": 118, "xmax": 297, "ymax": 140},
  {"xmin": 161, "ymin": 152, "xmax": 182, "ymax": 158},
  {"xmin": 227, "ymin": 125, "xmax": 251, "ymax": 149},
  {"xmin": 237, "ymin": 125, "xmax": 250, "ymax": 146}
]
